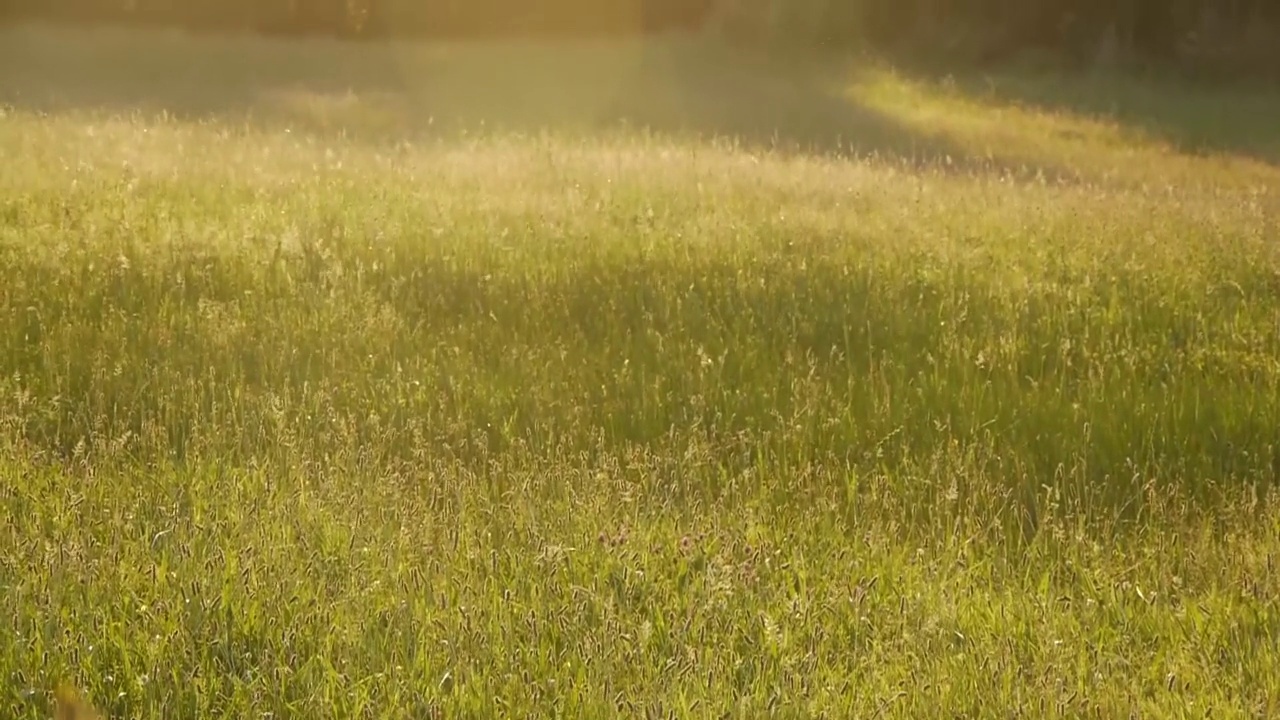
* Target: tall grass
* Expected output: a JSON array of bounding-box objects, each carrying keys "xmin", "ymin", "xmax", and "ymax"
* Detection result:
[{"xmin": 2, "ymin": 24, "xmax": 1280, "ymax": 719}]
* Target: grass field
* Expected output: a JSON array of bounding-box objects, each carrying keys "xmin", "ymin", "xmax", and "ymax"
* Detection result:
[{"xmin": 3, "ymin": 22, "xmax": 1280, "ymax": 719}]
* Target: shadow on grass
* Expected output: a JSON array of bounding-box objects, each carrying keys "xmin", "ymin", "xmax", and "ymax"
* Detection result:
[{"xmin": 0, "ymin": 22, "xmax": 1081, "ymax": 181}]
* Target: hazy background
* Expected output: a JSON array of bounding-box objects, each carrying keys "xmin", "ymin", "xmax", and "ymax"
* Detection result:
[{"xmin": 4, "ymin": 0, "xmax": 1279, "ymax": 79}]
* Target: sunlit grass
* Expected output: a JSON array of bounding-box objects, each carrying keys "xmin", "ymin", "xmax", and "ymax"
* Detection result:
[
  {"xmin": 2, "ymin": 23, "xmax": 1280, "ymax": 719},
  {"xmin": 845, "ymin": 65, "xmax": 1280, "ymax": 188}
]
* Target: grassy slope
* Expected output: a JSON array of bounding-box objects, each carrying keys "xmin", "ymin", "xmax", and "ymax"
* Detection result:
[{"xmin": 2, "ymin": 23, "xmax": 1280, "ymax": 719}]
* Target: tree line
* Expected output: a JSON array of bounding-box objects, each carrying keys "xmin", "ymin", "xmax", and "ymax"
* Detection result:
[{"xmin": 4, "ymin": 0, "xmax": 1277, "ymax": 73}]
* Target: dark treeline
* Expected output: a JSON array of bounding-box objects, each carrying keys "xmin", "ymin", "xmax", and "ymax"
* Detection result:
[
  {"xmin": 4, "ymin": 0, "xmax": 1278, "ymax": 73},
  {"xmin": 3, "ymin": 0, "xmax": 716, "ymax": 36}
]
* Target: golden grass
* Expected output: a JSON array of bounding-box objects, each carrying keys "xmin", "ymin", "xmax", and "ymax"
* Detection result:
[{"xmin": 2, "ymin": 22, "xmax": 1280, "ymax": 719}]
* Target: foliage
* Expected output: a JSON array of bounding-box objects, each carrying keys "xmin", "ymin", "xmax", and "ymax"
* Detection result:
[
  {"xmin": 2, "ymin": 0, "xmax": 715, "ymax": 36},
  {"xmin": 4, "ymin": 0, "xmax": 1279, "ymax": 70}
]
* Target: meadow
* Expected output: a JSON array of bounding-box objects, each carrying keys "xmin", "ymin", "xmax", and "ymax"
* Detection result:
[{"xmin": 2, "ymin": 22, "xmax": 1280, "ymax": 719}]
